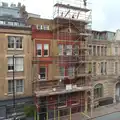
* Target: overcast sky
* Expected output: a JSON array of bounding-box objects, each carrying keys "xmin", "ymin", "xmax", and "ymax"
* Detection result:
[{"xmin": 3, "ymin": 0, "xmax": 120, "ymax": 32}]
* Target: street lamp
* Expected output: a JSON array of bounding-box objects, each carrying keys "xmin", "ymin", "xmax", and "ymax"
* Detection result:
[
  {"xmin": 12, "ymin": 53, "xmax": 24, "ymax": 120},
  {"xmin": 12, "ymin": 55, "xmax": 16, "ymax": 120}
]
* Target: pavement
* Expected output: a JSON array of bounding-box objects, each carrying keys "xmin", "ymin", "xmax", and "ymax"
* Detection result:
[
  {"xmin": 48, "ymin": 103, "xmax": 120, "ymax": 120},
  {"xmin": 87, "ymin": 102, "xmax": 120, "ymax": 120},
  {"xmin": 63, "ymin": 103, "xmax": 120, "ymax": 120}
]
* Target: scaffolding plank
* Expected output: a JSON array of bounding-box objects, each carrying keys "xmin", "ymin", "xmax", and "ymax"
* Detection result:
[{"xmin": 54, "ymin": 3, "xmax": 90, "ymax": 12}]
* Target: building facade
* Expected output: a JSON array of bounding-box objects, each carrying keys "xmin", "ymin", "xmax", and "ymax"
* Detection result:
[
  {"xmin": 1, "ymin": 1, "xmax": 120, "ymax": 120},
  {"xmin": 28, "ymin": 13, "xmax": 120, "ymax": 119},
  {"xmin": 0, "ymin": 25, "xmax": 33, "ymax": 119},
  {"xmin": 28, "ymin": 0, "xmax": 92, "ymax": 119},
  {"xmin": 0, "ymin": 2, "xmax": 33, "ymax": 119},
  {"xmin": 89, "ymin": 30, "xmax": 120, "ymax": 107}
]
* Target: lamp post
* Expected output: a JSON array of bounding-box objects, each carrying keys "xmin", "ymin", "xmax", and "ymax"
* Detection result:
[{"xmin": 12, "ymin": 55, "xmax": 16, "ymax": 120}]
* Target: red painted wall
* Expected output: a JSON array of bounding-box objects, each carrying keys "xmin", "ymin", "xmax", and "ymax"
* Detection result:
[{"xmin": 48, "ymin": 95, "xmax": 57, "ymax": 109}]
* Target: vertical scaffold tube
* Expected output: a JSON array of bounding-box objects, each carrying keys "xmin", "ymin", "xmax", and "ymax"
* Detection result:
[
  {"xmin": 70, "ymin": 107, "xmax": 72, "ymax": 120},
  {"xmin": 58, "ymin": 109, "xmax": 60, "ymax": 120},
  {"xmin": 54, "ymin": 106, "xmax": 56, "ymax": 120}
]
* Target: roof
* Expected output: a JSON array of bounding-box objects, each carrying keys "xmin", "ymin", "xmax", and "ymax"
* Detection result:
[
  {"xmin": 0, "ymin": 24, "xmax": 31, "ymax": 31},
  {"xmin": 0, "ymin": 16, "xmax": 25, "ymax": 23},
  {"xmin": 92, "ymin": 29, "xmax": 115, "ymax": 33}
]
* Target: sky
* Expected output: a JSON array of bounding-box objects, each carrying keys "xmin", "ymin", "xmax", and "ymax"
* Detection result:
[{"xmin": 3, "ymin": 0, "xmax": 120, "ymax": 32}]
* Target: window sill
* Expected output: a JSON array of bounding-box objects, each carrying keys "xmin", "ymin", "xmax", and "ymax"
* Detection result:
[
  {"xmin": 40, "ymin": 79, "xmax": 46, "ymax": 81},
  {"xmin": 8, "ymin": 70, "xmax": 24, "ymax": 72},
  {"xmin": 8, "ymin": 48, "xmax": 23, "ymax": 51},
  {"xmin": 37, "ymin": 55, "xmax": 42, "ymax": 57},
  {"xmin": 58, "ymin": 54, "xmax": 63, "ymax": 56},
  {"xmin": 8, "ymin": 92, "xmax": 24, "ymax": 96},
  {"xmin": 44, "ymin": 55, "xmax": 49, "ymax": 57}
]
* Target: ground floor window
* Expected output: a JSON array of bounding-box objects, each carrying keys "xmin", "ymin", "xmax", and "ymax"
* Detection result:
[{"xmin": 94, "ymin": 83, "xmax": 103, "ymax": 98}]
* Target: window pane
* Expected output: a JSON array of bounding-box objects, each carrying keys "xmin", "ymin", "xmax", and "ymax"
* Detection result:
[
  {"xmin": 44, "ymin": 50, "xmax": 48, "ymax": 56},
  {"xmin": 37, "ymin": 25, "xmax": 43, "ymax": 30},
  {"xmin": 8, "ymin": 22, "xmax": 13, "ymax": 26},
  {"xmin": 58, "ymin": 44, "xmax": 63, "ymax": 55},
  {"xmin": 44, "ymin": 44, "xmax": 49, "ymax": 56},
  {"xmin": 74, "ymin": 45, "xmax": 79, "ymax": 55},
  {"xmin": 68, "ymin": 67, "xmax": 74, "ymax": 76},
  {"xmin": 37, "ymin": 50, "xmax": 41, "ymax": 56},
  {"xmin": 44, "ymin": 44, "xmax": 48, "ymax": 49},
  {"xmin": 59, "ymin": 67, "xmax": 64, "ymax": 76},
  {"xmin": 0, "ymin": 21, "xmax": 4, "ymax": 24},
  {"xmin": 37, "ymin": 44, "xmax": 42, "ymax": 49},
  {"xmin": 8, "ymin": 36, "xmax": 15, "ymax": 48},
  {"xmin": 14, "ymin": 22, "xmax": 19, "ymax": 26},
  {"xmin": 16, "ymin": 80, "xmax": 24, "ymax": 93},
  {"xmin": 16, "ymin": 37, "xmax": 22, "ymax": 49},
  {"xmin": 93, "ymin": 62, "xmax": 96, "ymax": 75},
  {"xmin": 15, "ymin": 58, "xmax": 24, "ymax": 71},
  {"xmin": 44, "ymin": 25, "xmax": 49, "ymax": 30},
  {"xmin": 40, "ymin": 68, "xmax": 45, "ymax": 72},
  {"xmin": 88, "ymin": 63, "xmax": 92, "ymax": 73},
  {"xmin": 94, "ymin": 84, "xmax": 103, "ymax": 98},
  {"xmin": 40, "ymin": 67, "xmax": 46, "ymax": 79},
  {"xmin": 65, "ymin": 45, "xmax": 72, "ymax": 55},
  {"xmin": 101, "ymin": 62, "xmax": 104, "ymax": 74},
  {"xmin": 37, "ymin": 44, "xmax": 42, "ymax": 56},
  {"xmin": 8, "ymin": 80, "xmax": 13, "ymax": 94},
  {"xmin": 8, "ymin": 58, "xmax": 13, "ymax": 71}
]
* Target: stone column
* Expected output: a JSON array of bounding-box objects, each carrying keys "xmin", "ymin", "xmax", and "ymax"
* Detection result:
[
  {"xmin": 113, "ymin": 84, "xmax": 116, "ymax": 103},
  {"xmin": 96, "ymin": 45, "xmax": 97, "ymax": 56},
  {"xmin": 84, "ymin": 91, "xmax": 88, "ymax": 114},
  {"xmin": 99, "ymin": 46, "xmax": 101, "ymax": 56},
  {"xmin": 90, "ymin": 88, "xmax": 94, "ymax": 117},
  {"xmin": 91, "ymin": 45, "xmax": 93, "ymax": 56}
]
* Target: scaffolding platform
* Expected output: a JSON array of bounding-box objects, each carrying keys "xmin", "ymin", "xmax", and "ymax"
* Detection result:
[
  {"xmin": 35, "ymin": 85, "xmax": 92, "ymax": 97},
  {"xmin": 54, "ymin": 3, "xmax": 91, "ymax": 12},
  {"xmin": 54, "ymin": 17, "xmax": 90, "ymax": 24}
]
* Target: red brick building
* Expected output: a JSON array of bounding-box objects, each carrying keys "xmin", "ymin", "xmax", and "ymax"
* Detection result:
[{"xmin": 28, "ymin": 0, "xmax": 92, "ymax": 119}]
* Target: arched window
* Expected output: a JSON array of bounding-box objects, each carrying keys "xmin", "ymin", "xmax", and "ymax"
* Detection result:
[{"xmin": 94, "ymin": 84, "xmax": 103, "ymax": 98}]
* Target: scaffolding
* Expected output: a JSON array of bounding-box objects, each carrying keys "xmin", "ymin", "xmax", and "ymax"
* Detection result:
[{"xmin": 32, "ymin": 0, "xmax": 92, "ymax": 119}]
